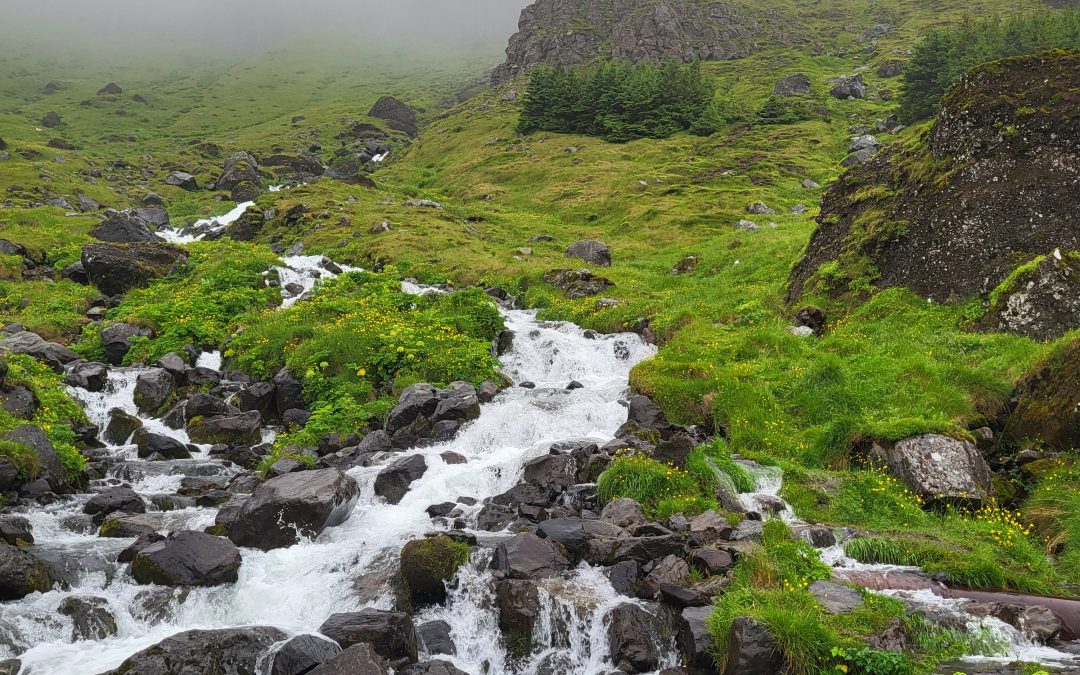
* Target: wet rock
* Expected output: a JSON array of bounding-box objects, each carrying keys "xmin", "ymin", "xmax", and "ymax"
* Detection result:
[
  {"xmin": 131, "ymin": 530, "xmax": 242, "ymax": 586},
  {"xmin": 0, "ymin": 517, "xmax": 32, "ymax": 546},
  {"xmin": 318, "ymin": 608, "xmax": 417, "ymax": 664},
  {"xmin": 117, "ymin": 533, "xmax": 165, "ymax": 563},
  {"xmin": 64, "ymin": 361, "xmax": 108, "ymax": 391},
  {"xmin": 101, "ymin": 323, "xmax": 152, "ymax": 366},
  {"xmin": 84, "ymin": 486, "xmax": 146, "ymax": 520},
  {"xmin": 102, "ymin": 626, "xmax": 287, "ymax": 675},
  {"xmin": 90, "ymin": 209, "xmax": 162, "ymax": 243},
  {"xmin": 227, "ymin": 468, "xmax": 359, "ymax": 550},
  {"xmin": 723, "ymin": 616, "xmax": 783, "ymax": 675},
  {"xmin": 99, "ymin": 513, "xmax": 159, "ymax": 537},
  {"xmin": 523, "ymin": 452, "xmax": 578, "ymax": 491},
  {"xmin": 374, "ymin": 454, "xmax": 428, "ymax": 505},
  {"xmin": 495, "ymin": 578, "xmax": 540, "ymax": 658},
  {"xmin": 308, "ymin": 643, "xmax": 387, "ymax": 675},
  {"xmin": 433, "ymin": 383, "xmax": 481, "ymax": 424},
  {"xmin": 0, "ymin": 332, "xmax": 79, "ymax": 370},
  {"xmin": 188, "ymin": 411, "xmax": 261, "ymax": 445},
  {"xmin": 400, "ymin": 535, "xmax": 469, "ymax": 606},
  {"xmin": 491, "ymin": 532, "xmax": 571, "ymax": 579},
  {"xmin": 417, "ymin": 620, "xmax": 456, "ymax": 656},
  {"xmin": 82, "ymin": 241, "xmax": 188, "ymax": 297},
  {"xmin": 58, "ymin": 596, "xmax": 118, "ymax": 640},
  {"xmin": 536, "ymin": 517, "xmax": 588, "ymax": 561},
  {"xmin": 133, "ymin": 368, "xmax": 175, "ymax": 413},
  {"xmin": 1, "ymin": 424, "xmax": 70, "ymax": 492},
  {"xmin": 677, "ymin": 605, "xmax": 715, "ymax": 674},
  {"xmin": 608, "ymin": 603, "xmax": 662, "ymax": 673},
  {"xmin": 386, "ymin": 383, "xmax": 439, "ymax": 433},
  {"xmin": 565, "ymin": 239, "xmax": 611, "ymax": 267},
  {"xmin": 235, "ymin": 381, "xmax": 274, "ymax": 415},
  {"xmin": 271, "ymin": 634, "xmax": 342, "ymax": 675},
  {"xmin": 105, "ymin": 408, "xmax": 143, "ymax": 444},
  {"xmin": 869, "ymin": 434, "xmax": 992, "ymax": 506},
  {"xmin": 399, "ymin": 662, "xmax": 469, "ymax": 675},
  {"xmin": 0, "ymin": 542, "xmax": 51, "ymax": 600},
  {"xmin": 132, "ymin": 428, "xmax": 191, "ymax": 460}
]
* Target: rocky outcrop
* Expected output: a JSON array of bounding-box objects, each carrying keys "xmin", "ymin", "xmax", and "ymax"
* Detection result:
[
  {"xmin": 788, "ymin": 51, "xmax": 1080, "ymax": 311},
  {"xmin": 0, "ymin": 332, "xmax": 79, "ymax": 370},
  {"xmin": 493, "ymin": 0, "xmax": 783, "ymax": 83},
  {"xmin": 82, "ymin": 241, "xmax": 188, "ymax": 296},
  {"xmin": 90, "ymin": 210, "xmax": 163, "ymax": 243},
  {"xmin": 1004, "ymin": 338, "xmax": 1080, "ymax": 451},
  {"xmin": 979, "ymin": 251, "xmax": 1080, "ymax": 341}
]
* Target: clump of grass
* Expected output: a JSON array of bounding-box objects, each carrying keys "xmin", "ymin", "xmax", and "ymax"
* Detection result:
[
  {"xmin": 1023, "ymin": 456, "xmax": 1080, "ymax": 584},
  {"xmin": 844, "ymin": 537, "xmax": 921, "ymax": 566},
  {"xmin": 0, "ymin": 440, "xmax": 39, "ymax": 480}
]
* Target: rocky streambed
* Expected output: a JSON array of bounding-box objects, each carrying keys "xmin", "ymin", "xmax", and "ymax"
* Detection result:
[{"xmin": 0, "ymin": 243, "xmax": 1077, "ymax": 674}]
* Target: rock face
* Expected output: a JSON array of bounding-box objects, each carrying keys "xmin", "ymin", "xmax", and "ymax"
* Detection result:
[
  {"xmin": 1005, "ymin": 339, "xmax": 1080, "ymax": 451},
  {"xmin": 318, "ymin": 609, "xmax": 417, "ymax": 664},
  {"xmin": 788, "ymin": 51, "xmax": 1080, "ymax": 306},
  {"xmin": 869, "ymin": 434, "xmax": 992, "ymax": 506},
  {"xmin": 102, "ymin": 627, "xmax": 287, "ymax": 675},
  {"xmin": 723, "ymin": 616, "xmax": 783, "ymax": 675},
  {"xmin": 1, "ymin": 424, "xmax": 70, "ymax": 492},
  {"xmin": 0, "ymin": 332, "xmax": 79, "ymax": 370},
  {"xmin": 217, "ymin": 151, "xmax": 261, "ymax": 191},
  {"xmin": 980, "ymin": 252, "xmax": 1080, "ymax": 341},
  {"xmin": 607, "ymin": 603, "xmax": 662, "ymax": 673},
  {"xmin": 368, "ymin": 96, "xmax": 418, "ymax": 136},
  {"xmin": 226, "ymin": 468, "xmax": 359, "ymax": 550},
  {"xmin": 271, "ymin": 634, "xmax": 342, "ymax": 675},
  {"xmin": 82, "ymin": 242, "xmax": 188, "ymax": 296},
  {"xmin": 130, "ymin": 531, "xmax": 242, "ymax": 586},
  {"xmin": 565, "ymin": 239, "xmax": 612, "ymax": 267},
  {"xmin": 492, "ymin": 0, "xmax": 781, "ymax": 83}
]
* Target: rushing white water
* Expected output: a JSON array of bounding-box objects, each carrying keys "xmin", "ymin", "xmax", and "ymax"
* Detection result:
[
  {"xmin": 7, "ymin": 292, "xmax": 660, "ymax": 673},
  {"xmin": 274, "ymin": 256, "xmax": 361, "ymax": 308}
]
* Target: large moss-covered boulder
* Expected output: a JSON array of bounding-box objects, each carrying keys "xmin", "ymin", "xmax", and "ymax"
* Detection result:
[
  {"xmin": 1005, "ymin": 338, "xmax": 1080, "ymax": 451},
  {"xmin": 788, "ymin": 51, "xmax": 1080, "ymax": 305},
  {"xmin": 979, "ymin": 251, "xmax": 1080, "ymax": 341},
  {"xmin": 82, "ymin": 241, "xmax": 188, "ymax": 296},
  {"xmin": 400, "ymin": 535, "xmax": 470, "ymax": 606}
]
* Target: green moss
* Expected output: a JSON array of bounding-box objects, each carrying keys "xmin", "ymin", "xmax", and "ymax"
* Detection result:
[{"xmin": 0, "ymin": 440, "xmax": 39, "ymax": 480}]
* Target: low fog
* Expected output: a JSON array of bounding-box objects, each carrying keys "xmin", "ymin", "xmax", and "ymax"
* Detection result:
[{"xmin": 0, "ymin": 0, "xmax": 530, "ymax": 55}]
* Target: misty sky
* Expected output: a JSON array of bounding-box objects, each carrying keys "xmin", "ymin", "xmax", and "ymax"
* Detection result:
[{"xmin": 0, "ymin": 0, "xmax": 530, "ymax": 54}]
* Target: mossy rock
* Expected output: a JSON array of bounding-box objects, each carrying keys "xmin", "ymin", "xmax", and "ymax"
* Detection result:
[
  {"xmin": 399, "ymin": 535, "xmax": 470, "ymax": 606},
  {"xmin": 1004, "ymin": 338, "xmax": 1080, "ymax": 451}
]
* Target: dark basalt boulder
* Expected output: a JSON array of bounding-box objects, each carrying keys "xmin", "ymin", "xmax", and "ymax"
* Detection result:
[
  {"xmin": 223, "ymin": 207, "xmax": 267, "ymax": 242},
  {"xmin": 101, "ymin": 626, "xmax": 287, "ymax": 675},
  {"xmin": 187, "ymin": 411, "xmax": 262, "ymax": 445},
  {"xmin": 84, "ymin": 486, "xmax": 146, "ymax": 520},
  {"xmin": 399, "ymin": 661, "xmax": 469, "ymax": 675},
  {"xmin": 0, "ymin": 542, "xmax": 51, "ymax": 600},
  {"xmin": 723, "ymin": 616, "xmax": 783, "ymax": 675},
  {"xmin": 788, "ymin": 51, "xmax": 1080, "ymax": 306},
  {"xmin": 226, "ymin": 468, "xmax": 359, "ymax": 550},
  {"xmin": 133, "ymin": 368, "xmax": 175, "ymax": 413},
  {"xmin": 417, "ymin": 620, "xmax": 456, "ymax": 656},
  {"xmin": 105, "ymin": 408, "xmax": 143, "ymax": 444},
  {"xmin": 82, "ymin": 241, "xmax": 188, "ymax": 296},
  {"xmin": 1005, "ymin": 338, "xmax": 1080, "ymax": 452},
  {"xmin": 130, "ymin": 530, "xmax": 242, "ymax": 586},
  {"xmin": 318, "ymin": 609, "xmax": 417, "ymax": 665},
  {"xmin": 491, "ymin": 532, "xmax": 571, "ymax": 579},
  {"xmin": 0, "ymin": 331, "xmax": 79, "ymax": 370},
  {"xmin": 1, "ymin": 424, "xmax": 70, "ymax": 492},
  {"xmin": 101, "ymin": 322, "xmax": 152, "ymax": 366},
  {"xmin": 65, "ymin": 361, "xmax": 108, "ymax": 391},
  {"xmin": 0, "ymin": 385, "xmax": 36, "ymax": 419},
  {"xmin": 165, "ymin": 171, "xmax": 198, "ymax": 191},
  {"xmin": 495, "ymin": 578, "xmax": 540, "ymax": 658},
  {"xmin": 217, "ymin": 151, "xmax": 261, "ymax": 191},
  {"xmin": 41, "ymin": 111, "xmax": 61, "ymax": 128},
  {"xmin": 273, "ymin": 367, "xmax": 305, "ymax": 416},
  {"xmin": 774, "ymin": 73, "xmax": 812, "ymax": 96},
  {"xmin": 368, "ymin": 96, "xmax": 418, "ymax": 136},
  {"xmin": 565, "ymin": 239, "xmax": 611, "ymax": 267},
  {"xmin": 58, "ymin": 596, "xmax": 118, "ymax": 640},
  {"xmin": 132, "ymin": 428, "xmax": 192, "ymax": 460},
  {"xmin": 97, "ymin": 82, "xmax": 123, "ymax": 95},
  {"xmin": 90, "ymin": 209, "xmax": 162, "ymax": 243},
  {"xmin": 270, "ymin": 634, "xmax": 342, "ymax": 675},
  {"xmin": 400, "ymin": 535, "xmax": 469, "ymax": 606},
  {"xmin": 607, "ymin": 602, "xmax": 663, "ymax": 673},
  {"xmin": 307, "ymin": 643, "xmax": 387, "ymax": 675},
  {"xmin": 374, "ymin": 454, "xmax": 428, "ymax": 504}
]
